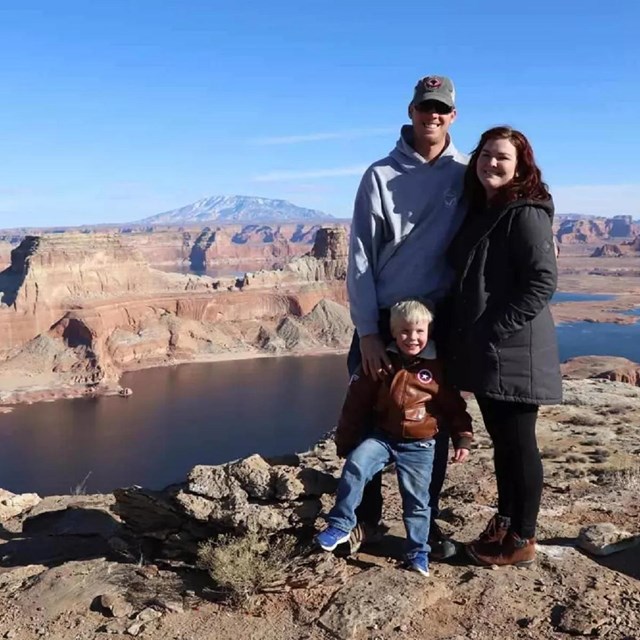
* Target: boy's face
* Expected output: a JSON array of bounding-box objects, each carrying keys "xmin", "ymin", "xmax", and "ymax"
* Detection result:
[{"xmin": 393, "ymin": 318, "xmax": 429, "ymax": 357}]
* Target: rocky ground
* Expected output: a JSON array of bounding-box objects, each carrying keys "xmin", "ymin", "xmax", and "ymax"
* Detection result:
[{"xmin": 1, "ymin": 369, "xmax": 639, "ymax": 640}]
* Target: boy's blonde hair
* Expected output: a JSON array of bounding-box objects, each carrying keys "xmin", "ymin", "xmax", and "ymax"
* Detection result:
[{"xmin": 389, "ymin": 299, "xmax": 434, "ymax": 334}]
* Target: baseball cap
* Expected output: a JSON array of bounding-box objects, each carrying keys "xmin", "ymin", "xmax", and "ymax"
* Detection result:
[{"xmin": 411, "ymin": 76, "xmax": 456, "ymax": 109}]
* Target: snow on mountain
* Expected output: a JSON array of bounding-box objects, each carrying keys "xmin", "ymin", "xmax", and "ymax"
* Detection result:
[{"xmin": 137, "ymin": 195, "xmax": 333, "ymax": 224}]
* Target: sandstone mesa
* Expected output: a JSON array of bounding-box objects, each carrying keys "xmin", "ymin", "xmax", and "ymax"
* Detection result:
[{"xmin": 0, "ymin": 226, "xmax": 351, "ymax": 405}]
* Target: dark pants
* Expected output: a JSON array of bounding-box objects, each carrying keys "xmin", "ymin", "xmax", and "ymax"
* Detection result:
[
  {"xmin": 346, "ymin": 310, "xmax": 450, "ymax": 526},
  {"xmin": 476, "ymin": 397, "xmax": 542, "ymax": 539}
]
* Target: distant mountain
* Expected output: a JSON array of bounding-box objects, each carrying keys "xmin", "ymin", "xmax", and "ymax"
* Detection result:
[{"xmin": 136, "ymin": 195, "xmax": 333, "ymax": 225}]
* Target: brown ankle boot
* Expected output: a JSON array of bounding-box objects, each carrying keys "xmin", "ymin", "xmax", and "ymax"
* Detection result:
[
  {"xmin": 471, "ymin": 514, "xmax": 511, "ymax": 546},
  {"xmin": 466, "ymin": 530, "xmax": 536, "ymax": 567}
]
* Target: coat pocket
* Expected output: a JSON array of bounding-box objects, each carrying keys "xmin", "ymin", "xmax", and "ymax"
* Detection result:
[{"xmin": 402, "ymin": 407, "xmax": 435, "ymax": 439}]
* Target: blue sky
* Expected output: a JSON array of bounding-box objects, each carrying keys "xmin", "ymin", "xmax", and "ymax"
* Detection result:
[{"xmin": 0, "ymin": 0, "xmax": 638, "ymax": 227}]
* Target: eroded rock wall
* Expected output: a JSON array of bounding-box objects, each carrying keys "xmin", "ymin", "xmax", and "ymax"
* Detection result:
[{"xmin": 0, "ymin": 227, "xmax": 352, "ymax": 403}]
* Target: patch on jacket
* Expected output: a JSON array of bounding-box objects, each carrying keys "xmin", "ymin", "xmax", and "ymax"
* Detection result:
[
  {"xmin": 417, "ymin": 369, "xmax": 433, "ymax": 383},
  {"xmin": 348, "ymin": 373, "xmax": 360, "ymax": 385}
]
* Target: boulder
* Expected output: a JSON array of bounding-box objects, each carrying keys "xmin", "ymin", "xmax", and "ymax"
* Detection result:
[{"xmin": 577, "ymin": 523, "xmax": 640, "ymax": 556}]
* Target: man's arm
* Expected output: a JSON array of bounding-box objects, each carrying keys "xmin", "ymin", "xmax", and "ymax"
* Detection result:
[{"xmin": 347, "ymin": 169, "xmax": 392, "ymax": 379}]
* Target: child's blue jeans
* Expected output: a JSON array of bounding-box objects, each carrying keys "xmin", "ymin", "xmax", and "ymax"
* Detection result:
[{"xmin": 327, "ymin": 432, "xmax": 435, "ymax": 559}]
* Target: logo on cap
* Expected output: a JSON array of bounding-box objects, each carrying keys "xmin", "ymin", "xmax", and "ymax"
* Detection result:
[
  {"xmin": 423, "ymin": 77, "xmax": 442, "ymax": 89},
  {"xmin": 417, "ymin": 369, "xmax": 433, "ymax": 383}
]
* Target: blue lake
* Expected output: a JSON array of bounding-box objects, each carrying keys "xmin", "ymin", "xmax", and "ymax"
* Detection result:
[{"xmin": 552, "ymin": 292, "xmax": 616, "ymax": 303}]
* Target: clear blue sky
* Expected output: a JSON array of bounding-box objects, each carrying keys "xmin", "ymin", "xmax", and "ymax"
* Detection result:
[{"xmin": 1, "ymin": 0, "xmax": 638, "ymax": 227}]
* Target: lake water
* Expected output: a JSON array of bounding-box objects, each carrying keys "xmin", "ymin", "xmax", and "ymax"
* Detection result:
[
  {"xmin": 552, "ymin": 292, "xmax": 615, "ymax": 303},
  {"xmin": 0, "ymin": 355, "xmax": 348, "ymax": 495},
  {"xmin": 1, "ymin": 292, "xmax": 639, "ymax": 496}
]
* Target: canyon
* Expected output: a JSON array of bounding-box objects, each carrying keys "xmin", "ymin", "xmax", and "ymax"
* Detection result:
[
  {"xmin": 1, "ymin": 215, "xmax": 640, "ymax": 406},
  {"xmin": 0, "ymin": 226, "xmax": 351, "ymax": 405}
]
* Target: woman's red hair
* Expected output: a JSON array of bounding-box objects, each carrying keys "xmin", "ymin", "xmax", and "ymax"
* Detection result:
[{"xmin": 464, "ymin": 126, "xmax": 550, "ymax": 211}]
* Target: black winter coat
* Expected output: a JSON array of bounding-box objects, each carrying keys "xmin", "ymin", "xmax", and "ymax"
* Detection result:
[{"xmin": 446, "ymin": 198, "xmax": 562, "ymax": 405}]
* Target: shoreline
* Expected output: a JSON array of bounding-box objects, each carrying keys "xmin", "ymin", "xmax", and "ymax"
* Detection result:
[
  {"xmin": 0, "ymin": 346, "xmax": 349, "ymax": 410},
  {"xmin": 2, "ymin": 292, "xmax": 640, "ymax": 410}
]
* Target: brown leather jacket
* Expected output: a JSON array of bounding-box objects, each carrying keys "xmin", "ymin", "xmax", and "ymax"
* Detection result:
[{"xmin": 335, "ymin": 343, "xmax": 473, "ymax": 457}]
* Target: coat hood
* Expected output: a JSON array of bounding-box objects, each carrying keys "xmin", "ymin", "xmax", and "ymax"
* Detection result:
[
  {"xmin": 495, "ymin": 196, "xmax": 555, "ymax": 223},
  {"xmin": 389, "ymin": 125, "xmax": 462, "ymax": 171}
]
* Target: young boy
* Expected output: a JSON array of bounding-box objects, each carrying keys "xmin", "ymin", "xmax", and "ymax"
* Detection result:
[{"xmin": 315, "ymin": 299, "xmax": 473, "ymax": 576}]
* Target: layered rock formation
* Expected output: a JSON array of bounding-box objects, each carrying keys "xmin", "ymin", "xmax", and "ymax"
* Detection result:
[
  {"xmin": 0, "ymin": 222, "xmax": 349, "ymax": 272},
  {"xmin": 555, "ymin": 215, "xmax": 640, "ymax": 244},
  {"xmin": 0, "ymin": 227, "xmax": 352, "ymax": 404},
  {"xmin": 591, "ymin": 235, "xmax": 640, "ymax": 257}
]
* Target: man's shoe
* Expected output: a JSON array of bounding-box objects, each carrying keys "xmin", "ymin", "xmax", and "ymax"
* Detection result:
[
  {"xmin": 472, "ymin": 513, "xmax": 511, "ymax": 546},
  {"xmin": 406, "ymin": 552, "xmax": 430, "ymax": 577},
  {"xmin": 466, "ymin": 530, "xmax": 536, "ymax": 567},
  {"xmin": 429, "ymin": 521, "xmax": 457, "ymax": 560},
  {"xmin": 338, "ymin": 521, "xmax": 386, "ymax": 555},
  {"xmin": 314, "ymin": 526, "xmax": 351, "ymax": 552}
]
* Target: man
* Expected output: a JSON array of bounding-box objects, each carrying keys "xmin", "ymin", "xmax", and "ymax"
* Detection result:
[{"xmin": 345, "ymin": 75, "xmax": 469, "ymax": 559}]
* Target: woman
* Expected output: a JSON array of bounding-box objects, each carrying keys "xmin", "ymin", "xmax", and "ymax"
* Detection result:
[{"xmin": 447, "ymin": 126, "xmax": 562, "ymax": 566}]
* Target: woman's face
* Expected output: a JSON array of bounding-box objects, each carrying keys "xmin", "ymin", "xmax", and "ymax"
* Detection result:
[{"xmin": 476, "ymin": 137, "xmax": 518, "ymax": 199}]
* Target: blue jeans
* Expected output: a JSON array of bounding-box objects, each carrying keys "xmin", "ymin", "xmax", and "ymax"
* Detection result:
[{"xmin": 327, "ymin": 433, "xmax": 435, "ymax": 559}]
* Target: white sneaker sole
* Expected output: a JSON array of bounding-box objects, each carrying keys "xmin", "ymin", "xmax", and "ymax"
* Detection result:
[{"xmin": 316, "ymin": 531, "xmax": 351, "ymax": 552}]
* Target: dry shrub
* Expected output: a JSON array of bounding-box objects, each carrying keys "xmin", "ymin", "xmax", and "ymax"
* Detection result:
[
  {"xmin": 612, "ymin": 465, "xmax": 640, "ymax": 493},
  {"xmin": 198, "ymin": 531, "xmax": 297, "ymax": 605}
]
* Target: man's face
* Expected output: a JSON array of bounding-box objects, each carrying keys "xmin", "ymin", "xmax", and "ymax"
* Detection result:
[{"xmin": 409, "ymin": 100, "xmax": 457, "ymax": 149}]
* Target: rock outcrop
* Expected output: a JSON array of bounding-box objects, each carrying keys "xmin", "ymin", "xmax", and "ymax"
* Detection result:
[
  {"xmin": 1, "ymin": 375, "xmax": 639, "ymax": 639},
  {"xmin": 555, "ymin": 215, "xmax": 640, "ymax": 244},
  {"xmin": 591, "ymin": 235, "xmax": 640, "ymax": 257},
  {"xmin": 0, "ymin": 228, "xmax": 352, "ymax": 404},
  {"xmin": 562, "ymin": 355, "xmax": 640, "ymax": 386}
]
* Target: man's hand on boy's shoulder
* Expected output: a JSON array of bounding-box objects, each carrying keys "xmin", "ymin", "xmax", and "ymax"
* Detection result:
[
  {"xmin": 359, "ymin": 333, "xmax": 392, "ymax": 381},
  {"xmin": 451, "ymin": 448, "xmax": 470, "ymax": 463}
]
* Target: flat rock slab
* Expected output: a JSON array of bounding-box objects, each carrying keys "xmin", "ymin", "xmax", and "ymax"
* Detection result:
[
  {"xmin": 578, "ymin": 523, "xmax": 640, "ymax": 556},
  {"xmin": 10, "ymin": 558, "xmax": 131, "ymax": 620},
  {"xmin": 318, "ymin": 566, "xmax": 449, "ymax": 640}
]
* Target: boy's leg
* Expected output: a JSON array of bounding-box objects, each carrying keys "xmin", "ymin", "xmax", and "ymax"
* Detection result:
[
  {"xmin": 394, "ymin": 439, "xmax": 436, "ymax": 559},
  {"xmin": 327, "ymin": 437, "xmax": 391, "ymax": 534}
]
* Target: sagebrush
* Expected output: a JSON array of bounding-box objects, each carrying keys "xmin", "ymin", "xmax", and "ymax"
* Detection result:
[{"xmin": 198, "ymin": 531, "xmax": 297, "ymax": 605}]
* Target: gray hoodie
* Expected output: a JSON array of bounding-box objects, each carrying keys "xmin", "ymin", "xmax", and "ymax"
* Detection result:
[{"xmin": 347, "ymin": 125, "xmax": 469, "ymax": 336}]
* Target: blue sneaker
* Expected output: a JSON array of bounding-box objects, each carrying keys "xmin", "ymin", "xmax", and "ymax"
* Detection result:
[
  {"xmin": 315, "ymin": 526, "xmax": 351, "ymax": 552},
  {"xmin": 406, "ymin": 552, "xmax": 430, "ymax": 577}
]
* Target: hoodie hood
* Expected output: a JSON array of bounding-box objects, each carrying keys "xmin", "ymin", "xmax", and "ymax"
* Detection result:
[{"xmin": 389, "ymin": 125, "xmax": 463, "ymax": 171}]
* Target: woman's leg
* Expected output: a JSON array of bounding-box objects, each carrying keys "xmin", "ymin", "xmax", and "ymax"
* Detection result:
[
  {"xmin": 477, "ymin": 397, "xmax": 541, "ymax": 539},
  {"xmin": 504, "ymin": 404, "xmax": 542, "ymax": 539},
  {"xmin": 476, "ymin": 397, "xmax": 515, "ymax": 520}
]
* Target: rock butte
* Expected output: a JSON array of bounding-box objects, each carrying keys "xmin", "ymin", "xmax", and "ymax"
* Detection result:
[{"xmin": 0, "ymin": 226, "xmax": 352, "ymax": 404}]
